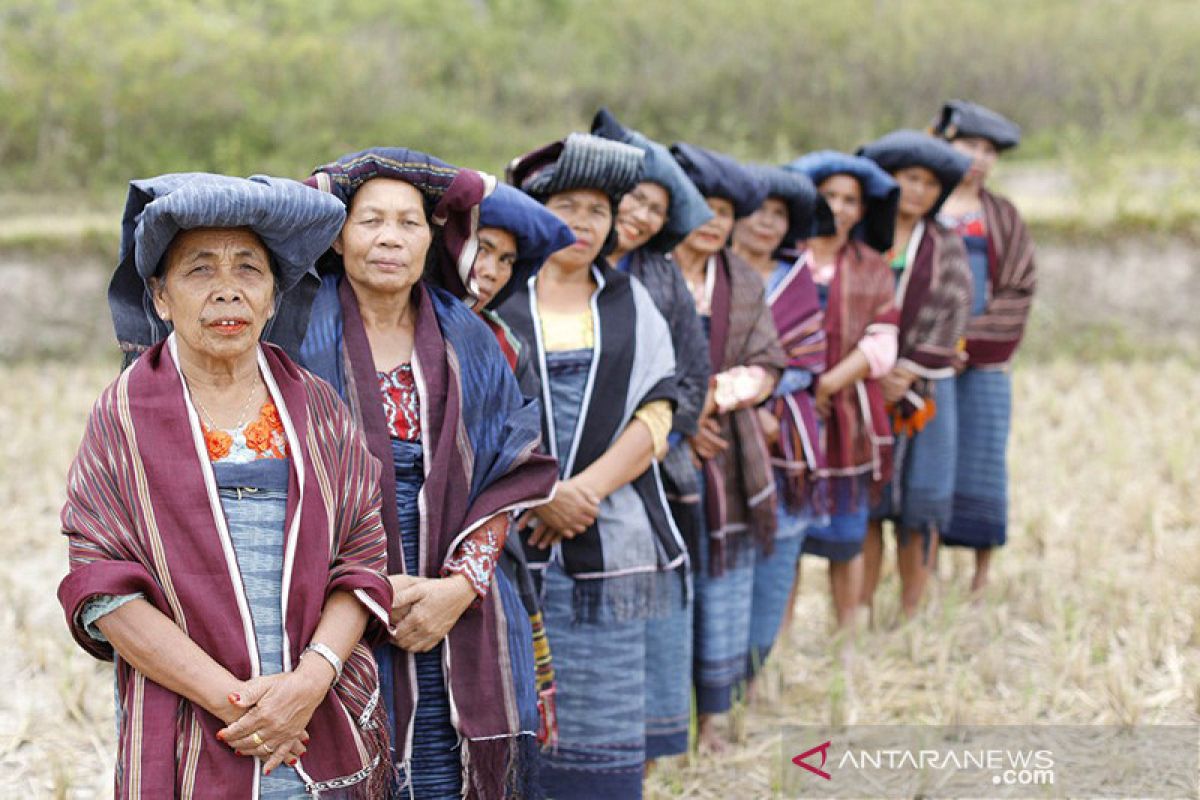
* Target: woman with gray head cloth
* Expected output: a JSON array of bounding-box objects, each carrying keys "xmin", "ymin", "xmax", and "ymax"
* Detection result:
[
  {"xmin": 59, "ymin": 173, "xmax": 395, "ymax": 798},
  {"xmin": 731, "ymin": 164, "xmax": 831, "ymax": 687},
  {"xmin": 931, "ymin": 101, "xmax": 1036, "ymax": 594},
  {"xmin": 299, "ymin": 148, "xmax": 561, "ymax": 799},
  {"xmin": 783, "ymin": 151, "xmax": 900, "ymax": 633},
  {"xmin": 590, "ymin": 106, "xmax": 713, "ymax": 763},
  {"xmin": 670, "ymin": 141, "xmax": 786, "ymax": 754},
  {"xmin": 499, "ymin": 132, "xmax": 684, "ymax": 798},
  {"xmin": 857, "ymin": 130, "xmax": 974, "ymax": 621}
]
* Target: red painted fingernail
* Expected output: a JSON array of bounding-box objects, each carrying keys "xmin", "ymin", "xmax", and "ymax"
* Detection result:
[
  {"xmin": 216, "ymin": 731, "xmax": 225, "ymax": 741},
  {"xmin": 301, "ymin": 736, "xmax": 310, "ymax": 744},
  {"xmin": 288, "ymin": 758, "xmax": 298, "ymax": 766},
  {"xmin": 229, "ymin": 693, "xmax": 241, "ymax": 703},
  {"xmin": 265, "ymin": 768, "xmax": 272, "ymax": 776}
]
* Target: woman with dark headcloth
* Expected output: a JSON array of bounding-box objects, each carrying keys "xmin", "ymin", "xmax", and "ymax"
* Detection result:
[
  {"xmin": 932, "ymin": 101, "xmax": 1036, "ymax": 594},
  {"xmin": 784, "ymin": 152, "xmax": 900, "ymax": 633},
  {"xmin": 60, "ymin": 173, "xmax": 394, "ymax": 798},
  {"xmin": 857, "ymin": 130, "xmax": 974, "ymax": 620},
  {"xmin": 591, "ymin": 107, "xmax": 714, "ymax": 764},
  {"xmin": 299, "ymin": 149, "xmax": 561, "ymax": 799},
  {"xmin": 500, "ymin": 132, "xmax": 685, "ymax": 798},
  {"xmin": 670, "ymin": 141, "xmax": 786, "ymax": 753},
  {"xmin": 731, "ymin": 164, "xmax": 830, "ymax": 684}
]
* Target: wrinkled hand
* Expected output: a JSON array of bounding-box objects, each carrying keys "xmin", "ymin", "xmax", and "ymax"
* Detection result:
[
  {"xmin": 689, "ymin": 417, "xmax": 729, "ymax": 462},
  {"xmin": 390, "ymin": 574, "xmax": 477, "ymax": 652},
  {"xmin": 757, "ymin": 407, "xmax": 780, "ymax": 447},
  {"xmin": 521, "ymin": 479, "xmax": 599, "ymax": 549},
  {"xmin": 219, "ymin": 666, "xmax": 329, "ymax": 772},
  {"xmin": 880, "ymin": 367, "xmax": 915, "ymax": 406}
]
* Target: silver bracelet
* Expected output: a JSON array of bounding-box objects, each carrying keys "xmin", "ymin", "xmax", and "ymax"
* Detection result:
[{"xmin": 302, "ymin": 642, "xmax": 343, "ymax": 684}]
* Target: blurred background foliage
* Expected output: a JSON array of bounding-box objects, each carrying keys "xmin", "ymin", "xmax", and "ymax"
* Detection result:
[{"xmin": 3, "ymin": 0, "xmax": 1200, "ymax": 196}]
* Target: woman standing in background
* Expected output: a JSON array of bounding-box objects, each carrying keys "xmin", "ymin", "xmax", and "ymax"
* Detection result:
[
  {"xmin": 730, "ymin": 164, "xmax": 829, "ymax": 684},
  {"xmin": 783, "ymin": 152, "xmax": 899, "ymax": 633},
  {"xmin": 856, "ymin": 131, "xmax": 973, "ymax": 620},
  {"xmin": 670, "ymin": 141, "xmax": 785, "ymax": 753},
  {"xmin": 932, "ymin": 101, "xmax": 1037, "ymax": 594}
]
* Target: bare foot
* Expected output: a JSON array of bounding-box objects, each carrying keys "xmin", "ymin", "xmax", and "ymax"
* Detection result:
[{"xmin": 697, "ymin": 715, "xmax": 732, "ymax": 756}]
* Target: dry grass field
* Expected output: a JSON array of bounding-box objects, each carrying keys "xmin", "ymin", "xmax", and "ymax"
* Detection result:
[{"xmin": 1, "ymin": 239, "xmax": 1197, "ymax": 798}]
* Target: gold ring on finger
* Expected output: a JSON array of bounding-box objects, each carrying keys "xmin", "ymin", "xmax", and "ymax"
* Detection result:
[{"xmin": 251, "ymin": 732, "xmax": 264, "ymax": 747}]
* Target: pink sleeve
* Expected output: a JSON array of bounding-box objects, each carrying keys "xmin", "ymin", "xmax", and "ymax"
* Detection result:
[{"xmin": 856, "ymin": 324, "xmax": 899, "ymax": 379}]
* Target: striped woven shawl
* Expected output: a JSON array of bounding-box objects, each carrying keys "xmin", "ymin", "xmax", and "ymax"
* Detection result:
[
  {"xmin": 967, "ymin": 189, "xmax": 1036, "ymax": 366},
  {"xmin": 58, "ymin": 338, "xmax": 393, "ymax": 799}
]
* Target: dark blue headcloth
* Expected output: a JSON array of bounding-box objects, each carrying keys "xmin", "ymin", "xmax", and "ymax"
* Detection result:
[
  {"xmin": 591, "ymin": 108, "xmax": 714, "ymax": 252},
  {"xmin": 784, "ymin": 151, "xmax": 899, "ymax": 253},
  {"xmin": 932, "ymin": 100, "xmax": 1021, "ymax": 151},
  {"xmin": 857, "ymin": 130, "xmax": 972, "ymax": 217},
  {"xmin": 670, "ymin": 141, "xmax": 769, "ymax": 220},
  {"xmin": 109, "ymin": 172, "xmax": 346, "ymax": 360},
  {"xmin": 477, "ymin": 182, "xmax": 575, "ymax": 308}
]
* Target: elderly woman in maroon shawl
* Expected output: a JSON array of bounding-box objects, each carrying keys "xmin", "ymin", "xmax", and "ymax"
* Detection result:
[
  {"xmin": 59, "ymin": 173, "xmax": 394, "ymax": 798},
  {"xmin": 932, "ymin": 101, "xmax": 1037, "ymax": 594},
  {"xmin": 784, "ymin": 151, "xmax": 901, "ymax": 633}
]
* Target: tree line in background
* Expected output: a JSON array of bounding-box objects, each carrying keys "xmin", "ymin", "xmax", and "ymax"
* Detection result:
[{"xmin": 3, "ymin": 0, "xmax": 1199, "ymax": 193}]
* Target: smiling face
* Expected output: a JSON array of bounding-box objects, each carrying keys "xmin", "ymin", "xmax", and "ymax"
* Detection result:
[
  {"xmin": 816, "ymin": 174, "xmax": 865, "ymax": 244},
  {"xmin": 680, "ymin": 196, "xmax": 735, "ymax": 256},
  {"xmin": 334, "ymin": 177, "xmax": 432, "ymax": 299},
  {"xmin": 893, "ymin": 165, "xmax": 943, "ymax": 220},
  {"xmin": 615, "ymin": 181, "xmax": 670, "ymax": 253},
  {"xmin": 149, "ymin": 227, "xmax": 275, "ymax": 368},
  {"xmin": 733, "ymin": 196, "xmax": 790, "ymax": 257},
  {"xmin": 472, "ymin": 226, "xmax": 518, "ymax": 308},
  {"xmin": 544, "ymin": 187, "xmax": 612, "ymax": 270}
]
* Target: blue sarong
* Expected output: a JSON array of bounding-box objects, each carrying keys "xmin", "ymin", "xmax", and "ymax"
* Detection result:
[
  {"xmin": 944, "ymin": 367, "xmax": 1012, "ymax": 549},
  {"xmin": 872, "ymin": 376, "xmax": 958, "ymax": 545},
  {"xmin": 215, "ymin": 460, "xmax": 309, "ymax": 800}
]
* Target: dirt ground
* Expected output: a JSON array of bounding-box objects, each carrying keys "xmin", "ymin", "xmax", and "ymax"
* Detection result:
[{"xmin": 1, "ymin": 240, "xmax": 1196, "ymax": 798}]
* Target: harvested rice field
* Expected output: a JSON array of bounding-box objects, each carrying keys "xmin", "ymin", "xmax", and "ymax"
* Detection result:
[{"xmin": 1, "ymin": 239, "xmax": 1197, "ymax": 798}]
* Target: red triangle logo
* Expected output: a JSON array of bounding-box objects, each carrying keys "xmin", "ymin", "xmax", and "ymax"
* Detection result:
[{"xmin": 792, "ymin": 740, "xmax": 832, "ymax": 780}]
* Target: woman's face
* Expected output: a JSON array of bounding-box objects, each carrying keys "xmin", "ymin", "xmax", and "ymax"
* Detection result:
[
  {"xmin": 733, "ymin": 196, "xmax": 790, "ymax": 256},
  {"xmin": 335, "ymin": 178, "xmax": 432, "ymax": 297},
  {"xmin": 893, "ymin": 166, "xmax": 942, "ymax": 220},
  {"xmin": 681, "ymin": 197, "xmax": 735, "ymax": 256},
  {"xmin": 150, "ymin": 227, "xmax": 275, "ymax": 365},
  {"xmin": 544, "ymin": 188, "xmax": 612, "ymax": 269},
  {"xmin": 471, "ymin": 226, "xmax": 518, "ymax": 308},
  {"xmin": 817, "ymin": 174, "xmax": 865, "ymax": 241},
  {"xmin": 615, "ymin": 181, "xmax": 670, "ymax": 252},
  {"xmin": 950, "ymin": 136, "xmax": 999, "ymax": 185}
]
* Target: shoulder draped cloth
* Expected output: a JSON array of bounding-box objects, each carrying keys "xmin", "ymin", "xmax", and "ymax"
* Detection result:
[
  {"xmin": 967, "ymin": 189, "xmax": 1036, "ymax": 366},
  {"xmin": 820, "ymin": 241, "xmax": 899, "ymax": 506},
  {"xmin": 300, "ymin": 275, "xmax": 559, "ymax": 799},
  {"xmin": 703, "ymin": 249, "xmax": 787, "ymax": 573},
  {"xmin": 765, "ymin": 260, "xmax": 827, "ymax": 512},
  {"xmin": 58, "ymin": 339, "xmax": 393, "ymax": 799}
]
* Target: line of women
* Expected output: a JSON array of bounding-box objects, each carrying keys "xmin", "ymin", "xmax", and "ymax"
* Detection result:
[{"xmin": 58, "ymin": 99, "xmax": 1034, "ymax": 798}]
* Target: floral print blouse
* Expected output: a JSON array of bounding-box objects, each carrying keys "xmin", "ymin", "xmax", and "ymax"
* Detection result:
[{"xmin": 378, "ymin": 364, "xmax": 505, "ymax": 599}]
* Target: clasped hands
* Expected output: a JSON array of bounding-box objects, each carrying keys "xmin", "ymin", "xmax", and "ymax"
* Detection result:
[
  {"xmin": 215, "ymin": 652, "xmax": 335, "ymax": 774},
  {"xmin": 519, "ymin": 478, "xmax": 600, "ymax": 550}
]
